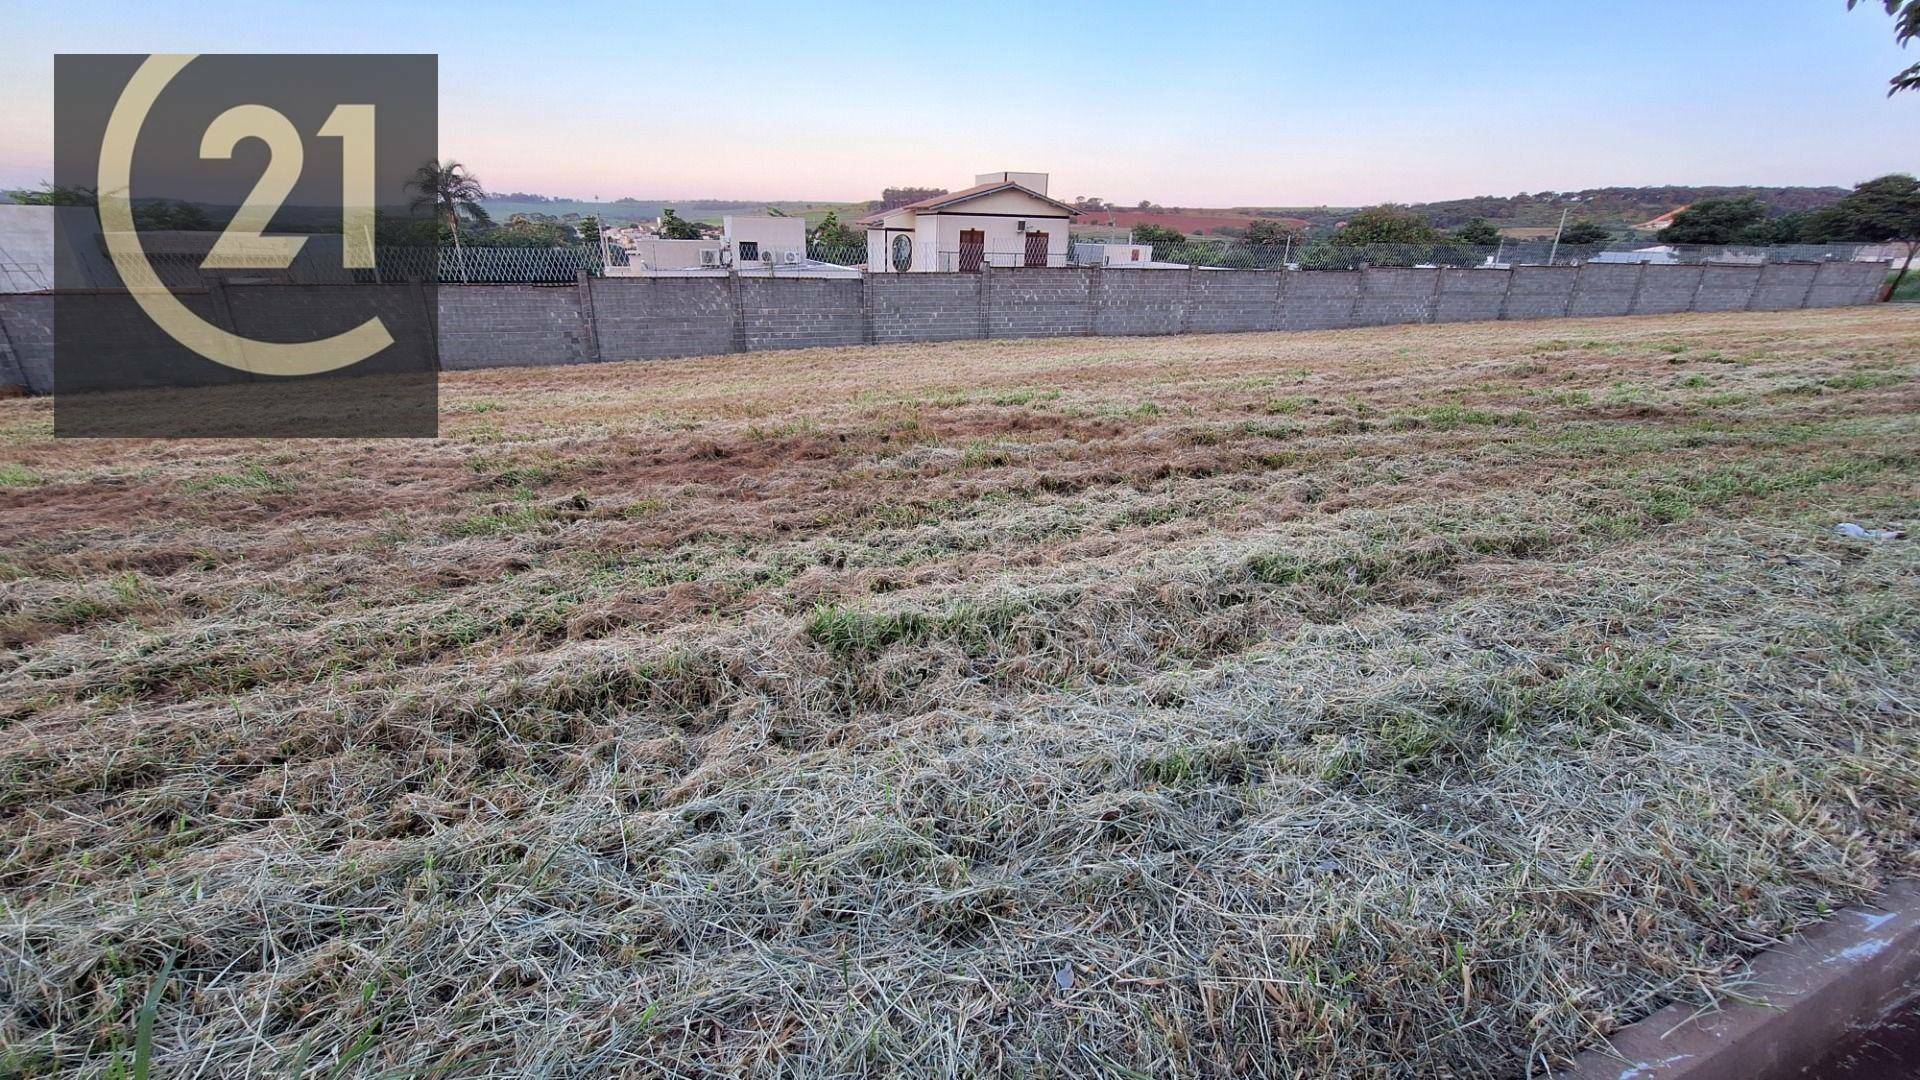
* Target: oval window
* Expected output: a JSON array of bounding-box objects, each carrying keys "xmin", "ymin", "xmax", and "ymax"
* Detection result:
[{"xmin": 891, "ymin": 234, "xmax": 913, "ymax": 272}]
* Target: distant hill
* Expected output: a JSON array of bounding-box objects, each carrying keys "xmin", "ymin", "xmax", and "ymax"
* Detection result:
[
  {"xmin": 1251, "ymin": 186, "xmax": 1851, "ymax": 233},
  {"xmin": 1069, "ymin": 208, "xmax": 1308, "ymax": 236},
  {"xmin": 478, "ymin": 196, "xmax": 872, "ymax": 228},
  {"xmin": 470, "ymin": 185, "xmax": 1854, "ymax": 239}
]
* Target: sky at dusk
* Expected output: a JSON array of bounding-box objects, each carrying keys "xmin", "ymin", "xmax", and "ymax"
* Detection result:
[{"xmin": 2, "ymin": 0, "xmax": 1915, "ymax": 207}]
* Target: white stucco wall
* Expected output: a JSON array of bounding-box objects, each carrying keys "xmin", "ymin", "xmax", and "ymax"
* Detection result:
[
  {"xmin": 862, "ymin": 189, "xmax": 1072, "ymax": 272},
  {"xmin": 926, "ymin": 213, "xmax": 1070, "ymax": 269},
  {"xmin": 724, "ymin": 216, "xmax": 806, "ymax": 264},
  {"xmin": 630, "ymin": 238, "xmax": 721, "ymax": 270}
]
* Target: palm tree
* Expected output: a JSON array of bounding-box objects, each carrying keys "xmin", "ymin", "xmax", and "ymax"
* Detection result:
[{"xmin": 406, "ymin": 160, "xmax": 488, "ymax": 283}]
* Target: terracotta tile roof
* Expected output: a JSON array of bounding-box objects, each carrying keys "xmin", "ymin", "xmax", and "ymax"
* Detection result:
[{"xmin": 856, "ymin": 182, "xmax": 1078, "ymax": 226}]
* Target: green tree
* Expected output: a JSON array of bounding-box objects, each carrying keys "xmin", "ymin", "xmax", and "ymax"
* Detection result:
[
  {"xmin": 878, "ymin": 187, "xmax": 947, "ymax": 212},
  {"xmin": 658, "ymin": 208, "xmax": 703, "ymax": 240},
  {"xmin": 808, "ymin": 211, "xmax": 861, "ymax": 255},
  {"xmin": 577, "ymin": 214, "xmax": 602, "ymax": 249},
  {"xmin": 1451, "ymin": 218, "xmax": 1501, "ymax": 246},
  {"xmin": 1851, "ymin": 0, "xmax": 1920, "ymax": 93},
  {"xmin": 1557, "ymin": 220, "xmax": 1612, "ymax": 246},
  {"xmin": 406, "ymin": 160, "xmax": 488, "ymax": 282},
  {"xmin": 1129, "ymin": 223, "xmax": 1187, "ymax": 248},
  {"xmin": 1658, "ymin": 196, "xmax": 1769, "ymax": 244},
  {"xmin": 1806, "ymin": 173, "xmax": 1920, "ymax": 293},
  {"xmin": 1331, "ymin": 205, "xmax": 1441, "ymax": 246},
  {"xmin": 1243, "ymin": 218, "xmax": 1303, "ymax": 246},
  {"xmin": 1739, "ymin": 213, "xmax": 1809, "ymax": 245},
  {"xmin": 8, "ymin": 182, "xmax": 97, "ymax": 206},
  {"xmin": 133, "ymin": 199, "xmax": 213, "ymax": 231},
  {"xmin": 480, "ymin": 216, "xmax": 574, "ymax": 248}
]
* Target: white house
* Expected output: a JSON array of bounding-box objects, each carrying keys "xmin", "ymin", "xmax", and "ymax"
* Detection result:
[
  {"xmin": 1071, "ymin": 241, "xmax": 1155, "ymax": 267},
  {"xmin": 609, "ymin": 214, "xmax": 854, "ymax": 276},
  {"xmin": 722, "ymin": 215, "xmax": 806, "ymax": 266},
  {"xmin": 860, "ymin": 172, "xmax": 1079, "ymax": 273}
]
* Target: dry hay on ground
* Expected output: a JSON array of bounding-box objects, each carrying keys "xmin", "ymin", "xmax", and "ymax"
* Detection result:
[{"xmin": 0, "ymin": 308, "xmax": 1917, "ymax": 1077}]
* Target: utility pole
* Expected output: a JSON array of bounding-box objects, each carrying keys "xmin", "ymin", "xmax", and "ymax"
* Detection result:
[{"xmin": 1547, "ymin": 205, "xmax": 1571, "ymax": 265}]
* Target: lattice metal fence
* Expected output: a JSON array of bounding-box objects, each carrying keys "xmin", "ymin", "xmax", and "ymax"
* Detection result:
[
  {"xmin": 1069, "ymin": 238, "xmax": 1880, "ymax": 271},
  {"xmin": 46, "ymin": 238, "xmax": 1890, "ymax": 292}
]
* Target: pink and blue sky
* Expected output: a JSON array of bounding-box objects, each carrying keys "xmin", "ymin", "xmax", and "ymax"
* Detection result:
[{"xmin": 2, "ymin": 0, "xmax": 1915, "ymax": 206}]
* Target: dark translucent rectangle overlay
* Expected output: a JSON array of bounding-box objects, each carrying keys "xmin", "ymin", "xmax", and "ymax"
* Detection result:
[{"xmin": 54, "ymin": 54, "xmax": 438, "ymax": 437}]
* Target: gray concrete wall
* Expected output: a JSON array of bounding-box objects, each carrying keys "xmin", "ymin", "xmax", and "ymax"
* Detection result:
[
  {"xmin": 1188, "ymin": 271, "xmax": 1285, "ymax": 333},
  {"xmin": 439, "ymin": 285, "xmax": 588, "ymax": 369},
  {"xmin": 1279, "ymin": 272, "xmax": 1363, "ymax": 331},
  {"xmin": 0, "ymin": 261, "xmax": 1892, "ymax": 393},
  {"xmin": 1092, "ymin": 268, "xmax": 1187, "ymax": 336},
  {"xmin": 1503, "ymin": 266, "xmax": 1579, "ymax": 320},
  {"xmin": 738, "ymin": 277, "xmax": 863, "ymax": 352},
  {"xmin": 988, "ymin": 267, "xmax": 1092, "ymax": 339},
  {"xmin": 0, "ymin": 294, "xmax": 51, "ymax": 394},
  {"xmin": 867, "ymin": 273, "xmax": 983, "ymax": 344},
  {"xmin": 1353, "ymin": 267, "xmax": 1440, "ymax": 326},
  {"xmin": 1433, "ymin": 269, "xmax": 1511, "ymax": 324},
  {"xmin": 1695, "ymin": 265, "xmax": 1765, "ymax": 312},
  {"xmin": 1631, "ymin": 265, "xmax": 1704, "ymax": 315},
  {"xmin": 1568, "ymin": 262, "xmax": 1642, "ymax": 317}
]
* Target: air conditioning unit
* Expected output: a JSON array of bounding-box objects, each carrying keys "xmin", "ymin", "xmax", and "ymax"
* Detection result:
[
  {"xmin": 699, "ymin": 250, "xmax": 718, "ymax": 267},
  {"xmin": 783, "ymin": 250, "xmax": 800, "ymax": 264}
]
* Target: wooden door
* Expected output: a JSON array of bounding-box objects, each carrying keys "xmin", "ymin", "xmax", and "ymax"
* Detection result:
[
  {"xmin": 959, "ymin": 230, "xmax": 985, "ymax": 272},
  {"xmin": 1024, "ymin": 231, "xmax": 1049, "ymax": 267}
]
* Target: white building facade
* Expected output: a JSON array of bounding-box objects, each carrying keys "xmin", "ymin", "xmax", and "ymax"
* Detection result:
[{"xmin": 860, "ymin": 172, "xmax": 1079, "ymax": 273}]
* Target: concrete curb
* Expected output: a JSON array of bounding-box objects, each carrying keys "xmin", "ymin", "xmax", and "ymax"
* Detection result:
[{"xmin": 1565, "ymin": 880, "xmax": 1920, "ymax": 1079}]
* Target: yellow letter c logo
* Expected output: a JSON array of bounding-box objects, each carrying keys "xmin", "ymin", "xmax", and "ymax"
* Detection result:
[{"xmin": 97, "ymin": 54, "xmax": 394, "ymax": 377}]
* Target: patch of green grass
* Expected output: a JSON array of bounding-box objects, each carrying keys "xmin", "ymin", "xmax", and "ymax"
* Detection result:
[
  {"xmin": 182, "ymin": 464, "xmax": 295, "ymax": 494},
  {"xmin": 0, "ymin": 463, "xmax": 40, "ymax": 487},
  {"xmin": 447, "ymin": 502, "xmax": 558, "ymax": 538},
  {"xmin": 990, "ymin": 389, "xmax": 1061, "ymax": 407},
  {"xmin": 1389, "ymin": 404, "xmax": 1536, "ymax": 431},
  {"xmin": 1889, "ymin": 270, "xmax": 1920, "ymax": 303},
  {"xmin": 1821, "ymin": 369, "xmax": 1907, "ymax": 391},
  {"xmin": 959, "ymin": 441, "xmax": 1016, "ymax": 469}
]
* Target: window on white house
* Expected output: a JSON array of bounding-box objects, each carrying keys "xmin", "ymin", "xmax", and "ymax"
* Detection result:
[{"xmin": 738, "ymin": 241, "xmax": 760, "ymax": 262}]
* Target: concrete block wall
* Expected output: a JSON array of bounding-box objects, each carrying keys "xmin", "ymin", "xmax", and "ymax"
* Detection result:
[
  {"xmin": 738, "ymin": 277, "xmax": 863, "ymax": 352},
  {"xmin": 988, "ymin": 267, "xmax": 1092, "ymax": 338},
  {"xmin": 1806, "ymin": 260, "xmax": 1886, "ymax": 308},
  {"xmin": 1433, "ymin": 269, "xmax": 1510, "ymax": 323},
  {"xmin": 1568, "ymin": 262, "xmax": 1642, "ymax": 317},
  {"xmin": 1092, "ymin": 268, "xmax": 1187, "ymax": 336},
  {"xmin": 38, "ymin": 291, "xmax": 233, "ymax": 392},
  {"xmin": 1631, "ymin": 265, "xmax": 1703, "ymax": 315},
  {"xmin": 1503, "ymin": 266, "xmax": 1578, "ymax": 319},
  {"xmin": 439, "ymin": 285, "xmax": 588, "ymax": 369},
  {"xmin": 591, "ymin": 278, "xmax": 733, "ymax": 363},
  {"xmin": 0, "ymin": 261, "xmax": 1893, "ymax": 393},
  {"xmin": 1353, "ymin": 268, "xmax": 1439, "ymax": 326},
  {"xmin": 0, "ymin": 294, "xmax": 52, "ymax": 394},
  {"xmin": 1279, "ymin": 272, "xmax": 1363, "ymax": 331},
  {"xmin": 868, "ymin": 274, "xmax": 983, "ymax": 343},
  {"xmin": 1694, "ymin": 265, "xmax": 1764, "ymax": 312},
  {"xmin": 1748, "ymin": 263, "xmax": 1820, "ymax": 311},
  {"xmin": 226, "ymin": 283, "xmax": 435, "ymax": 350},
  {"xmin": 1187, "ymin": 271, "xmax": 1284, "ymax": 333}
]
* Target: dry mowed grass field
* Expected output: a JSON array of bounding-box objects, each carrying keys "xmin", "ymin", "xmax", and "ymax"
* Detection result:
[{"xmin": 0, "ymin": 308, "xmax": 1917, "ymax": 1077}]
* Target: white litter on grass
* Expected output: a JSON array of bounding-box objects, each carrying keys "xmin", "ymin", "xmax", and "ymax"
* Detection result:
[
  {"xmin": 1618, "ymin": 1054, "xmax": 1693, "ymax": 1079},
  {"xmin": 1836, "ymin": 937, "xmax": 1892, "ymax": 963},
  {"xmin": 1836, "ymin": 523, "xmax": 1907, "ymax": 540},
  {"xmin": 1855, "ymin": 910, "xmax": 1900, "ymax": 932}
]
